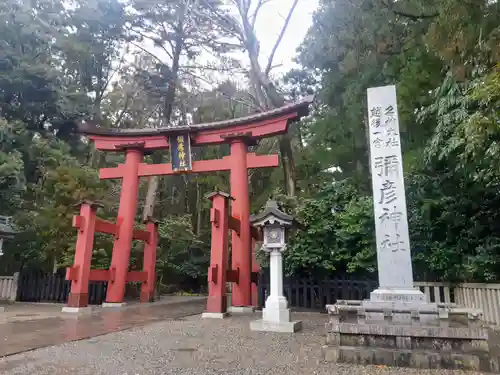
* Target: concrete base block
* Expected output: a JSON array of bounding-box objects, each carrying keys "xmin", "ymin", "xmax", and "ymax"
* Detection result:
[
  {"xmin": 102, "ymin": 302, "xmax": 127, "ymax": 309},
  {"xmin": 228, "ymin": 306, "xmax": 254, "ymax": 314},
  {"xmin": 61, "ymin": 306, "xmax": 93, "ymax": 314},
  {"xmin": 324, "ymin": 300, "xmax": 498, "ymax": 372},
  {"xmin": 202, "ymin": 312, "xmax": 228, "ymax": 319},
  {"xmin": 250, "ymin": 319, "xmax": 302, "ymax": 333},
  {"xmin": 322, "ymin": 345, "xmax": 494, "ymax": 372},
  {"xmin": 369, "ymin": 288, "xmax": 427, "ymax": 304},
  {"xmin": 0, "ymin": 306, "xmax": 4, "ymax": 313}
]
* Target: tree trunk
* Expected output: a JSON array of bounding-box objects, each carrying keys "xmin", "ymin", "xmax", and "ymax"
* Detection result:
[
  {"xmin": 141, "ymin": 12, "xmax": 185, "ymax": 221},
  {"xmin": 279, "ymin": 134, "xmax": 297, "ymax": 196},
  {"xmin": 195, "ymin": 180, "xmax": 202, "ymax": 236}
]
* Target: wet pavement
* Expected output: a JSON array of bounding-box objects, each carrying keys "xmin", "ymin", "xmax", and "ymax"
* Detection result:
[
  {"xmin": 0, "ymin": 312, "xmax": 488, "ymax": 375},
  {"xmin": 0, "ymin": 296, "xmax": 206, "ymax": 357}
]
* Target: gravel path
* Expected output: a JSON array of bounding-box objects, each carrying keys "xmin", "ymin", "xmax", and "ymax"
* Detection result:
[{"xmin": 0, "ymin": 312, "xmax": 490, "ymax": 375}]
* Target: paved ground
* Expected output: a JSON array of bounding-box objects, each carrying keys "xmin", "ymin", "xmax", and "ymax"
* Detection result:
[
  {"xmin": 0, "ymin": 311, "xmax": 490, "ymax": 375},
  {"xmin": 0, "ymin": 297, "xmax": 206, "ymax": 357}
]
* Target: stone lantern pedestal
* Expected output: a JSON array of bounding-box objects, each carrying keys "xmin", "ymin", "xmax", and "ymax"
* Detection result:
[{"xmin": 248, "ymin": 201, "xmax": 302, "ymax": 333}]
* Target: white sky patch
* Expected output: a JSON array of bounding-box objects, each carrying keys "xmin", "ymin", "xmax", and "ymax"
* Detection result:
[
  {"xmin": 131, "ymin": 0, "xmax": 319, "ymax": 88},
  {"xmin": 254, "ymin": 0, "xmax": 318, "ymax": 74}
]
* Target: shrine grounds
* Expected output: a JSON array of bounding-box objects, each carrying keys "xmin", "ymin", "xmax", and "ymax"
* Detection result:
[{"xmin": 0, "ymin": 311, "xmax": 491, "ymax": 375}]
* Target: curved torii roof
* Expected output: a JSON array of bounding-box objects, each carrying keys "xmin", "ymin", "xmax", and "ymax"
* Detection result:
[{"xmin": 79, "ymin": 96, "xmax": 314, "ymax": 151}]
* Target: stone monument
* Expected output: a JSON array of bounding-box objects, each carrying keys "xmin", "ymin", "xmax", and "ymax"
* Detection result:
[
  {"xmin": 249, "ymin": 200, "xmax": 302, "ymax": 333},
  {"xmin": 321, "ymin": 85, "xmax": 499, "ymax": 372},
  {"xmin": 363, "ymin": 85, "xmax": 431, "ymax": 312}
]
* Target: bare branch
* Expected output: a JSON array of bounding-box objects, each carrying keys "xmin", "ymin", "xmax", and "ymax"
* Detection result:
[
  {"xmin": 265, "ymin": 0, "xmax": 299, "ymax": 75},
  {"xmin": 392, "ymin": 9, "xmax": 438, "ymax": 20},
  {"xmin": 100, "ymin": 51, "xmax": 128, "ymax": 101},
  {"xmin": 180, "ymin": 64, "xmax": 247, "ymax": 74},
  {"xmin": 380, "ymin": 0, "xmax": 438, "ymax": 21},
  {"xmin": 250, "ymin": 0, "xmax": 272, "ymax": 29},
  {"xmin": 129, "ymin": 42, "xmax": 164, "ymax": 64},
  {"xmin": 218, "ymin": 91, "xmax": 264, "ymax": 112},
  {"xmin": 127, "ymin": 25, "xmax": 174, "ymax": 60}
]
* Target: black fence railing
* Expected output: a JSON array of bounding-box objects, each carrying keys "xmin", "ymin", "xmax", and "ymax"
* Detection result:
[
  {"xmin": 257, "ymin": 276, "xmax": 378, "ymax": 311},
  {"xmin": 16, "ymin": 270, "xmax": 108, "ymax": 305}
]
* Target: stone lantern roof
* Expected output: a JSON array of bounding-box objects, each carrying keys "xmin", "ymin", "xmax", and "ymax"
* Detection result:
[{"xmin": 250, "ymin": 200, "xmax": 293, "ymax": 227}]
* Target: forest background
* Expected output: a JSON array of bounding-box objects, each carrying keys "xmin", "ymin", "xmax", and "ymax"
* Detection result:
[{"xmin": 0, "ymin": 0, "xmax": 499, "ymax": 290}]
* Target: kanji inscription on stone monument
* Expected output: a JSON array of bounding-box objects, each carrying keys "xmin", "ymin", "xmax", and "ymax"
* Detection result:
[{"xmin": 367, "ymin": 85, "xmax": 414, "ymax": 291}]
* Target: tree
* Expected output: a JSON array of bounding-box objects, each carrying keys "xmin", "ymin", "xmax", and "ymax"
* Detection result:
[
  {"xmin": 0, "ymin": 0, "xmax": 85, "ymax": 141},
  {"xmin": 127, "ymin": 0, "xmax": 239, "ymax": 220},
  {"xmin": 220, "ymin": 0, "xmax": 303, "ymax": 196}
]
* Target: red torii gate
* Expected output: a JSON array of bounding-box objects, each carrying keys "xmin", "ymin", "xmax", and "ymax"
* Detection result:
[{"xmin": 65, "ymin": 96, "xmax": 313, "ymax": 311}]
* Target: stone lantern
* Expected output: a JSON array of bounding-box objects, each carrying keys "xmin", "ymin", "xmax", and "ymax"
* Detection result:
[{"xmin": 249, "ymin": 200, "xmax": 302, "ymax": 333}]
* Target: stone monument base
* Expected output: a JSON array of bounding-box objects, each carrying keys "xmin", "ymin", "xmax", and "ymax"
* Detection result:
[
  {"xmin": 250, "ymin": 319, "xmax": 302, "ymax": 333},
  {"xmin": 322, "ymin": 301, "xmax": 499, "ymax": 372}
]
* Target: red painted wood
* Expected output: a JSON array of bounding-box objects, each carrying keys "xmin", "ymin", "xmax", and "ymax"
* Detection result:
[
  {"xmin": 226, "ymin": 269, "xmax": 240, "ymax": 283},
  {"xmin": 65, "ymin": 265, "xmax": 79, "ymax": 281},
  {"xmin": 228, "ymin": 216, "xmax": 241, "ymax": 235},
  {"xmin": 74, "ymin": 269, "xmax": 149, "ymax": 283},
  {"xmin": 99, "ymin": 153, "xmax": 278, "ymax": 180},
  {"xmin": 247, "ymin": 154, "xmax": 279, "ymax": 169},
  {"xmin": 88, "ymin": 269, "xmax": 109, "ymax": 282},
  {"xmin": 209, "ymin": 265, "xmax": 218, "ymax": 283},
  {"xmin": 95, "ymin": 219, "xmax": 148, "ymax": 241},
  {"xmin": 133, "ymin": 228, "xmax": 150, "ymax": 242},
  {"xmin": 72, "ymin": 215, "xmax": 84, "ymax": 230},
  {"xmin": 95, "ymin": 219, "xmax": 119, "ymax": 236},
  {"xmin": 210, "ymin": 208, "xmax": 220, "ymax": 228},
  {"xmin": 192, "ymin": 116, "xmax": 290, "ymax": 145},
  {"xmin": 91, "ymin": 135, "xmax": 169, "ymax": 152},
  {"xmin": 90, "ymin": 114, "xmax": 295, "ymax": 151},
  {"xmin": 127, "ymin": 271, "xmax": 148, "ymax": 283},
  {"xmin": 230, "ymin": 140, "xmax": 252, "ymax": 308},
  {"xmin": 205, "ymin": 193, "xmax": 230, "ymax": 314},
  {"xmin": 141, "ymin": 221, "xmax": 158, "ymax": 303},
  {"xmin": 66, "ymin": 203, "xmax": 99, "ymax": 308},
  {"xmin": 105, "ymin": 149, "xmax": 143, "ymax": 303}
]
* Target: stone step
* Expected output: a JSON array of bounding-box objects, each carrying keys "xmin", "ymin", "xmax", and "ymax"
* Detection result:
[{"xmin": 322, "ymin": 344, "xmax": 500, "ymax": 372}]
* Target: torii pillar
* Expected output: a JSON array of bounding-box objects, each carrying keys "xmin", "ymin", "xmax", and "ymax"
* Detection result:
[
  {"xmin": 228, "ymin": 137, "xmax": 253, "ymax": 312},
  {"xmin": 104, "ymin": 145, "xmax": 143, "ymax": 306}
]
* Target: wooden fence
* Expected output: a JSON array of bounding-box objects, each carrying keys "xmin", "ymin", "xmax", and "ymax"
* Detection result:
[
  {"xmin": 258, "ymin": 277, "xmax": 378, "ymax": 311},
  {"xmin": 0, "ymin": 273, "xmax": 18, "ymax": 301},
  {"xmin": 258, "ymin": 279, "xmax": 500, "ymax": 325},
  {"xmin": 415, "ymin": 282, "xmax": 500, "ymax": 326},
  {"xmin": 4, "ymin": 271, "xmax": 500, "ymax": 326},
  {"xmin": 16, "ymin": 270, "xmax": 108, "ymax": 305}
]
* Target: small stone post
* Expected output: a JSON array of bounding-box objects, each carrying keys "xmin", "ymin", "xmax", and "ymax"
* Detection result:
[{"xmin": 249, "ymin": 200, "xmax": 302, "ymax": 333}]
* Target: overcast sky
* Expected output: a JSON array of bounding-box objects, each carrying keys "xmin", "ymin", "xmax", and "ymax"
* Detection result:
[
  {"xmin": 253, "ymin": 0, "xmax": 319, "ymax": 73},
  {"xmin": 135, "ymin": 0, "xmax": 319, "ymax": 89}
]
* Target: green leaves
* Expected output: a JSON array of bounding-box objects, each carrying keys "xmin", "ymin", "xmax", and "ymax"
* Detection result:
[{"xmin": 280, "ymin": 181, "xmax": 376, "ymax": 278}]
